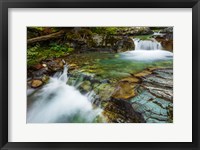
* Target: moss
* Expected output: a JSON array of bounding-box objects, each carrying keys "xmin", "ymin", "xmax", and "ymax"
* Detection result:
[
  {"xmin": 133, "ymin": 35, "xmax": 152, "ymax": 40},
  {"xmin": 27, "ymin": 43, "xmax": 73, "ymax": 67}
]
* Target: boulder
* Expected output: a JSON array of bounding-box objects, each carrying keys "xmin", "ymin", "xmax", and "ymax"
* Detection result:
[
  {"xmin": 31, "ymin": 80, "xmax": 43, "ymax": 88},
  {"xmin": 114, "ymin": 36, "xmax": 135, "ymax": 52},
  {"xmin": 160, "ymin": 27, "xmax": 173, "ymax": 33}
]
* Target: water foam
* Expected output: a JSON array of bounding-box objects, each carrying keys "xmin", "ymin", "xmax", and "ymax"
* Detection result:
[{"xmin": 27, "ymin": 65, "xmax": 102, "ymax": 123}]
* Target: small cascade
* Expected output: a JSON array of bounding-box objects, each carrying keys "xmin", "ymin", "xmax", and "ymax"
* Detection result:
[
  {"xmin": 153, "ymin": 30, "xmax": 165, "ymax": 36},
  {"xmin": 134, "ymin": 38, "xmax": 162, "ymax": 50},
  {"xmin": 120, "ymin": 38, "xmax": 173, "ymax": 61},
  {"xmin": 27, "ymin": 65, "xmax": 102, "ymax": 123}
]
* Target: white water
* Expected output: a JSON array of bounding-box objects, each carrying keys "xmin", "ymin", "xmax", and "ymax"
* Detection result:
[
  {"xmin": 120, "ymin": 38, "xmax": 173, "ymax": 61},
  {"xmin": 153, "ymin": 31, "xmax": 165, "ymax": 36},
  {"xmin": 134, "ymin": 38, "xmax": 162, "ymax": 50},
  {"xmin": 27, "ymin": 65, "xmax": 102, "ymax": 123}
]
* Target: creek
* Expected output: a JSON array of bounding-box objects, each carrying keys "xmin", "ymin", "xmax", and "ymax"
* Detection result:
[{"xmin": 27, "ymin": 37, "xmax": 173, "ymax": 123}]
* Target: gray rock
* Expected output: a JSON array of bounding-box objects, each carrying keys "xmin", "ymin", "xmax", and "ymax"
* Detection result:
[{"xmin": 130, "ymin": 68, "xmax": 173, "ymax": 123}]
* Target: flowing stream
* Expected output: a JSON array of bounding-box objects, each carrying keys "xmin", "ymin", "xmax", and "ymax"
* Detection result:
[
  {"xmin": 120, "ymin": 38, "xmax": 173, "ymax": 61},
  {"xmin": 134, "ymin": 38, "xmax": 162, "ymax": 50},
  {"xmin": 27, "ymin": 65, "xmax": 102, "ymax": 123},
  {"xmin": 27, "ymin": 37, "xmax": 173, "ymax": 123}
]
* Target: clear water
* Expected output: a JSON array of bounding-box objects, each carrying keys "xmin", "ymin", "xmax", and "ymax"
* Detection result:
[
  {"xmin": 27, "ymin": 37, "xmax": 173, "ymax": 123},
  {"xmin": 79, "ymin": 53, "xmax": 173, "ymax": 80}
]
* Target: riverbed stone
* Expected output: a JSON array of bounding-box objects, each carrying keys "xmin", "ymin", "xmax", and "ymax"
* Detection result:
[
  {"xmin": 103, "ymin": 99, "xmax": 145, "ymax": 123},
  {"xmin": 130, "ymin": 68, "xmax": 173, "ymax": 123},
  {"xmin": 112, "ymin": 81, "xmax": 137, "ymax": 100},
  {"xmin": 134, "ymin": 70, "xmax": 152, "ymax": 78},
  {"xmin": 93, "ymin": 83, "xmax": 115, "ymax": 101},
  {"xmin": 31, "ymin": 80, "xmax": 43, "ymax": 88},
  {"xmin": 79, "ymin": 80, "xmax": 92, "ymax": 93}
]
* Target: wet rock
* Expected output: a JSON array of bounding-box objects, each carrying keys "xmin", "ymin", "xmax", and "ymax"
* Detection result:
[
  {"xmin": 100, "ymin": 79, "xmax": 110, "ymax": 84},
  {"xmin": 112, "ymin": 77, "xmax": 139, "ymax": 100},
  {"xmin": 160, "ymin": 27, "xmax": 173, "ymax": 33},
  {"xmin": 68, "ymin": 63, "xmax": 78, "ymax": 70},
  {"xmin": 31, "ymin": 68, "xmax": 48, "ymax": 79},
  {"xmin": 120, "ymin": 77, "xmax": 140, "ymax": 83},
  {"xmin": 143, "ymin": 84, "xmax": 173, "ymax": 101},
  {"xmin": 41, "ymin": 75, "xmax": 50, "ymax": 83},
  {"xmin": 153, "ymin": 27, "xmax": 173, "ymax": 51},
  {"xmin": 134, "ymin": 70, "xmax": 152, "ymax": 78},
  {"xmin": 155, "ymin": 37, "xmax": 173, "ymax": 51},
  {"xmin": 31, "ymin": 80, "xmax": 43, "ymax": 88},
  {"xmin": 93, "ymin": 83, "xmax": 115, "ymax": 101},
  {"xmin": 143, "ymin": 74, "xmax": 173, "ymax": 88},
  {"xmin": 46, "ymin": 61, "xmax": 62, "ymax": 72},
  {"xmin": 130, "ymin": 68, "xmax": 173, "ymax": 123},
  {"xmin": 130, "ymin": 89, "xmax": 172, "ymax": 123},
  {"xmin": 114, "ymin": 36, "xmax": 135, "ymax": 52},
  {"xmin": 42, "ymin": 58, "xmax": 65, "ymax": 72},
  {"xmin": 79, "ymin": 80, "xmax": 92, "ymax": 93},
  {"xmin": 103, "ymin": 99, "xmax": 145, "ymax": 123}
]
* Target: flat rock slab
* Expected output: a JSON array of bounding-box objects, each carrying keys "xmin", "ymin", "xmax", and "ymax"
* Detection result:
[{"xmin": 130, "ymin": 68, "xmax": 173, "ymax": 123}]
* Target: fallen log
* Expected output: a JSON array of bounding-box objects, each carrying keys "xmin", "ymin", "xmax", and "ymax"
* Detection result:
[{"xmin": 27, "ymin": 30, "xmax": 65, "ymax": 44}]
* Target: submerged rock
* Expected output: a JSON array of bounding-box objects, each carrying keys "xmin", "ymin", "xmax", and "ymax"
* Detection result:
[
  {"xmin": 134, "ymin": 70, "xmax": 152, "ymax": 78},
  {"xmin": 93, "ymin": 83, "xmax": 115, "ymax": 101},
  {"xmin": 103, "ymin": 99, "xmax": 145, "ymax": 123},
  {"xmin": 111, "ymin": 76, "xmax": 140, "ymax": 100},
  {"xmin": 112, "ymin": 80, "xmax": 138, "ymax": 100},
  {"xmin": 79, "ymin": 80, "xmax": 92, "ymax": 93}
]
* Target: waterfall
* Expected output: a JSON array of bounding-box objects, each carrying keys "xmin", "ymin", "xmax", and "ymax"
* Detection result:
[
  {"xmin": 27, "ymin": 65, "xmax": 102, "ymax": 123},
  {"xmin": 120, "ymin": 38, "xmax": 173, "ymax": 61},
  {"xmin": 153, "ymin": 31, "xmax": 165, "ymax": 37},
  {"xmin": 134, "ymin": 39, "xmax": 162, "ymax": 50}
]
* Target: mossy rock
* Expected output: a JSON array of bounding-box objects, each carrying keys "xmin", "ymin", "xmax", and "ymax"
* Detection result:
[
  {"xmin": 93, "ymin": 83, "xmax": 115, "ymax": 101},
  {"xmin": 112, "ymin": 82, "xmax": 137, "ymax": 100},
  {"xmin": 79, "ymin": 80, "xmax": 92, "ymax": 93},
  {"xmin": 102, "ymin": 99, "xmax": 145, "ymax": 123},
  {"xmin": 134, "ymin": 70, "xmax": 152, "ymax": 78}
]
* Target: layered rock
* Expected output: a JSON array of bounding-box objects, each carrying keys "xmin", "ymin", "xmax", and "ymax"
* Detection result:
[{"xmin": 130, "ymin": 68, "xmax": 173, "ymax": 123}]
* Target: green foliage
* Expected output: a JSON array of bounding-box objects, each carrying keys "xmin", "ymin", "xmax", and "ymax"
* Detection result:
[
  {"xmin": 27, "ymin": 43, "xmax": 74, "ymax": 67},
  {"xmin": 91, "ymin": 27, "xmax": 117, "ymax": 35},
  {"xmin": 49, "ymin": 43, "xmax": 69, "ymax": 52},
  {"xmin": 30, "ymin": 27, "xmax": 44, "ymax": 31},
  {"xmin": 27, "ymin": 44, "xmax": 40, "ymax": 66}
]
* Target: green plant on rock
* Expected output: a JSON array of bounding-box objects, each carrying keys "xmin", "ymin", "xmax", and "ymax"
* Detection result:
[
  {"xmin": 27, "ymin": 44, "xmax": 40, "ymax": 66},
  {"xmin": 49, "ymin": 43, "xmax": 68, "ymax": 52},
  {"xmin": 91, "ymin": 27, "xmax": 117, "ymax": 35}
]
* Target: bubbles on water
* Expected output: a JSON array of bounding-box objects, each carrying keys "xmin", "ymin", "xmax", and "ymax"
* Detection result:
[
  {"xmin": 120, "ymin": 50, "xmax": 173, "ymax": 62},
  {"xmin": 120, "ymin": 38, "xmax": 173, "ymax": 62}
]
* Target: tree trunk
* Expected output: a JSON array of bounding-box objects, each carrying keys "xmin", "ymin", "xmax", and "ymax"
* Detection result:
[{"xmin": 27, "ymin": 30, "xmax": 65, "ymax": 44}]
